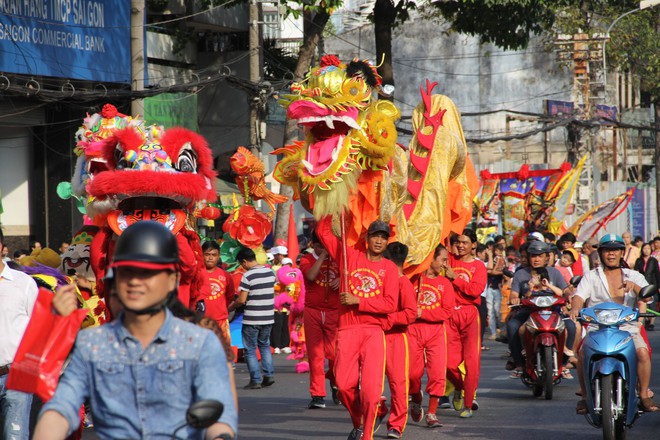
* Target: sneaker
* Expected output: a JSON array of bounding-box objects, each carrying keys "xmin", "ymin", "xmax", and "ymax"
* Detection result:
[
  {"xmin": 261, "ymin": 376, "xmax": 275, "ymax": 387},
  {"xmin": 410, "ymin": 401, "xmax": 424, "ymax": 423},
  {"xmin": 282, "ymin": 346, "xmax": 292, "ymax": 354},
  {"xmin": 487, "ymin": 334, "xmax": 497, "ymax": 340},
  {"xmin": 309, "ymin": 396, "xmax": 326, "ymax": 409},
  {"xmin": 332, "ymin": 385, "xmax": 341, "ymax": 405},
  {"xmin": 243, "ymin": 381, "xmax": 261, "ymax": 389},
  {"xmin": 460, "ymin": 408, "xmax": 473, "ymax": 418},
  {"xmin": 387, "ymin": 428, "xmax": 402, "ymax": 439},
  {"xmin": 273, "ymin": 347, "xmax": 281, "ymax": 354},
  {"xmin": 509, "ymin": 369, "xmax": 523, "ymax": 379},
  {"xmin": 438, "ymin": 396, "xmax": 451, "ymax": 409},
  {"xmin": 452, "ymin": 390, "xmax": 464, "ymax": 411},
  {"xmin": 471, "ymin": 400, "xmax": 479, "ymax": 411},
  {"xmin": 425, "ymin": 413, "xmax": 443, "ymax": 428},
  {"xmin": 347, "ymin": 427, "xmax": 363, "ymax": 440},
  {"xmin": 439, "ymin": 395, "xmax": 451, "ymax": 409}
]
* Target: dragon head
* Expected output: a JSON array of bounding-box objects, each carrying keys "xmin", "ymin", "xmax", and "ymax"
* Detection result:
[
  {"xmin": 86, "ymin": 126, "xmax": 217, "ymax": 219},
  {"xmin": 276, "ymin": 56, "xmax": 400, "ymax": 198}
]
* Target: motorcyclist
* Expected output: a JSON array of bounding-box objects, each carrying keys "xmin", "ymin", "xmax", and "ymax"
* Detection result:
[
  {"xmin": 507, "ymin": 240, "xmax": 572, "ymax": 376},
  {"xmin": 34, "ymin": 221, "xmax": 237, "ymax": 440},
  {"xmin": 570, "ymin": 233, "xmax": 658, "ymax": 414}
]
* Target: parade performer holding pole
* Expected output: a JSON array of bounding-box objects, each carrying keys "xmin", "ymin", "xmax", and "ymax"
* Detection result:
[{"xmin": 317, "ymin": 216, "xmax": 399, "ymax": 440}]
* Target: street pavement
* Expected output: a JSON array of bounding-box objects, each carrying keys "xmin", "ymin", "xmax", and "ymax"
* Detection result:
[{"xmin": 235, "ymin": 331, "xmax": 660, "ymax": 440}]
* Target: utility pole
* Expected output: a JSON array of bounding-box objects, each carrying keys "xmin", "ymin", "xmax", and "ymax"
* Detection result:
[
  {"xmin": 131, "ymin": 0, "xmax": 145, "ymax": 116},
  {"xmin": 249, "ymin": 0, "xmax": 261, "ymax": 151}
]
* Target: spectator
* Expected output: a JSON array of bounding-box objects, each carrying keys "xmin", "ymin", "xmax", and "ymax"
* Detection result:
[
  {"xmin": 269, "ymin": 246, "xmax": 291, "ymax": 354},
  {"xmin": 58, "ymin": 242, "xmax": 70, "ymax": 256},
  {"xmin": 31, "ymin": 241, "xmax": 42, "ymax": 252},
  {"xmin": 651, "ymin": 236, "xmax": 660, "ymax": 260},
  {"xmin": 583, "ymin": 237, "xmax": 600, "ymax": 270},
  {"xmin": 622, "ymin": 231, "xmax": 640, "ymax": 268},
  {"xmin": 229, "ymin": 247, "xmax": 277, "ymax": 389},
  {"xmin": 0, "ymin": 227, "xmax": 39, "ymax": 440},
  {"xmin": 634, "ymin": 242, "xmax": 660, "ymax": 331},
  {"xmin": 485, "ymin": 244, "xmax": 504, "ymax": 340}
]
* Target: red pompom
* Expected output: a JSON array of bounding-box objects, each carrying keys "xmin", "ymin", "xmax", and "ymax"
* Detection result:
[
  {"xmin": 480, "ymin": 170, "xmax": 493, "ymax": 180},
  {"xmin": 101, "ymin": 104, "xmax": 118, "ymax": 118},
  {"xmin": 517, "ymin": 164, "xmax": 530, "ymax": 181},
  {"xmin": 320, "ymin": 55, "xmax": 341, "ymax": 67},
  {"xmin": 560, "ymin": 162, "xmax": 571, "ymax": 172}
]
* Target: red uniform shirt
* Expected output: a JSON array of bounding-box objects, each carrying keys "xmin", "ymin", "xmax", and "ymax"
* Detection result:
[
  {"xmin": 299, "ymin": 252, "xmax": 340, "ymax": 310},
  {"xmin": 201, "ymin": 267, "xmax": 235, "ymax": 322},
  {"xmin": 317, "ymin": 216, "xmax": 399, "ymax": 328},
  {"xmin": 449, "ymin": 255, "xmax": 487, "ymax": 306},
  {"xmin": 416, "ymin": 274, "xmax": 456, "ymax": 323},
  {"xmin": 385, "ymin": 275, "xmax": 417, "ymax": 334}
]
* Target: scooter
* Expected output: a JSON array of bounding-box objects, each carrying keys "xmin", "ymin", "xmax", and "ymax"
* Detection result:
[
  {"xmin": 578, "ymin": 284, "xmax": 657, "ymax": 440},
  {"xmin": 172, "ymin": 399, "xmax": 225, "ymax": 440},
  {"xmin": 518, "ymin": 289, "xmax": 567, "ymax": 400}
]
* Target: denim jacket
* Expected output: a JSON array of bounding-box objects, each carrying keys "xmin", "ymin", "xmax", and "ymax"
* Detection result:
[{"xmin": 41, "ymin": 309, "xmax": 238, "ymax": 439}]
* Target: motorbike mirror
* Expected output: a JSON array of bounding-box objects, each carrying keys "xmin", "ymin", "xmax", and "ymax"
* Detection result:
[
  {"xmin": 569, "ymin": 275, "xmax": 582, "ymax": 287},
  {"xmin": 502, "ymin": 268, "xmax": 515, "ymax": 278},
  {"xmin": 186, "ymin": 400, "xmax": 224, "ymax": 429},
  {"xmin": 639, "ymin": 285, "xmax": 657, "ymax": 300}
]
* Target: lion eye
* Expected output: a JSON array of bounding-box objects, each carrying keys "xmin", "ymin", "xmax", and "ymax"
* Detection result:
[{"xmin": 176, "ymin": 144, "xmax": 197, "ymax": 173}]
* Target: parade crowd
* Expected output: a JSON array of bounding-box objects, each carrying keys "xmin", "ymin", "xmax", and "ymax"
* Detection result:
[{"xmin": 2, "ymin": 220, "xmax": 660, "ymax": 440}]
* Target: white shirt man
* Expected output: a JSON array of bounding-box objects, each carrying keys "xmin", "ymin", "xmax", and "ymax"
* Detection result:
[{"xmin": 0, "ymin": 231, "xmax": 39, "ymax": 440}]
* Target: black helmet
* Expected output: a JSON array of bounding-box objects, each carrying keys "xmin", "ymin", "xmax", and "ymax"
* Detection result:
[
  {"xmin": 111, "ymin": 221, "xmax": 179, "ymax": 269},
  {"xmin": 527, "ymin": 240, "xmax": 548, "ymax": 255}
]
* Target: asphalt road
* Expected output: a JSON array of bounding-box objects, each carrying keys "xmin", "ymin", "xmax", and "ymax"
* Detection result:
[{"xmin": 235, "ymin": 332, "xmax": 660, "ymax": 440}]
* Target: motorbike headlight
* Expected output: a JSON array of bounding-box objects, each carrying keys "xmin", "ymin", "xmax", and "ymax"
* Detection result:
[
  {"xmin": 532, "ymin": 296, "xmax": 556, "ymax": 308},
  {"xmin": 594, "ymin": 309, "xmax": 622, "ymax": 325}
]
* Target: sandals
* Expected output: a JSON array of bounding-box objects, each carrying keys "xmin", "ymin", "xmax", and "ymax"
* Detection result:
[
  {"xmin": 509, "ymin": 369, "xmax": 523, "ymax": 379},
  {"xmin": 562, "ymin": 369, "xmax": 574, "ymax": 380},
  {"xmin": 639, "ymin": 397, "xmax": 660, "ymax": 412},
  {"xmin": 576, "ymin": 399, "xmax": 588, "ymax": 415}
]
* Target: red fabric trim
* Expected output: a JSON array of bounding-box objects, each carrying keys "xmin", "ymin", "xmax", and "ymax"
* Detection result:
[{"xmin": 110, "ymin": 260, "xmax": 177, "ymax": 271}]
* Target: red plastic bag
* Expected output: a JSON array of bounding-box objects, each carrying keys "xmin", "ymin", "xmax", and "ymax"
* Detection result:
[{"xmin": 7, "ymin": 288, "xmax": 88, "ymax": 402}]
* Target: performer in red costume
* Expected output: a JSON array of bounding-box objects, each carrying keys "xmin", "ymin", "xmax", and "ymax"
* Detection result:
[
  {"xmin": 408, "ymin": 244, "xmax": 455, "ymax": 430},
  {"xmin": 317, "ymin": 216, "xmax": 399, "ymax": 440},
  {"xmin": 300, "ymin": 230, "xmax": 341, "ymax": 409},
  {"xmin": 195, "ymin": 240, "xmax": 235, "ymax": 348},
  {"xmin": 444, "ymin": 229, "xmax": 487, "ymax": 418},
  {"xmin": 380, "ymin": 242, "xmax": 416, "ymax": 439}
]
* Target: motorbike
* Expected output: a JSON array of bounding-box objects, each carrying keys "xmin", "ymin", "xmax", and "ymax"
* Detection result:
[
  {"xmin": 578, "ymin": 284, "xmax": 657, "ymax": 440},
  {"xmin": 172, "ymin": 399, "xmax": 225, "ymax": 440},
  {"xmin": 516, "ymin": 289, "xmax": 567, "ymax": 400}
]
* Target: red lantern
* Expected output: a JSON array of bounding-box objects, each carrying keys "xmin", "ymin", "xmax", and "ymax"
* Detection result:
[{"xmin": 201, "ymin": 206, "xmax": 221, "ymax": 220}]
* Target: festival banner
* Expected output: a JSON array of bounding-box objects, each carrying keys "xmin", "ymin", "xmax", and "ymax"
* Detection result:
[
  {"xmin": 568, "ymin": 188, "xmax": 634, "ymax": 242},
  {"xmin": 475, "ymin": 179, "xmax": 500, "ymax": 242},
  {"xmin": 547, "ymin": 155, "xmax": 588, "ymax": 234}
]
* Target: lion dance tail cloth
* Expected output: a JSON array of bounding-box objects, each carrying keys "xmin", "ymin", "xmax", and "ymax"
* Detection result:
[{"xmin": 273, "ymin": 57, "xmax": 478, "ymax": 275}]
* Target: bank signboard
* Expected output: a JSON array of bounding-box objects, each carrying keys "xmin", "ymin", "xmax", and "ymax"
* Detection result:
[{"xmin": 0, "ymin": 0, "xmax": 131, "ymax": 83}]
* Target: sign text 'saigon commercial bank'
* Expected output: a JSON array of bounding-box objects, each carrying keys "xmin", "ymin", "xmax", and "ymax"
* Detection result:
[{"xmin": 0, "ymin": 0, "xmax": 130, "ymax": 83}]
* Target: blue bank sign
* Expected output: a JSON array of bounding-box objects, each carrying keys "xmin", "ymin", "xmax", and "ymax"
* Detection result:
[{"xmin": 0, "ymin": 0, "xmax": 131, "ymax": 83}]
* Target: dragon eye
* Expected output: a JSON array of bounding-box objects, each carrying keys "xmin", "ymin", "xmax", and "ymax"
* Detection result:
[
  {"xmin": 176, "ymin": 144, "xmax": 197, "ymax": 173},
  {"xmin": 114, "ymin": 144, "xmax": 128, "ymax": 170}
]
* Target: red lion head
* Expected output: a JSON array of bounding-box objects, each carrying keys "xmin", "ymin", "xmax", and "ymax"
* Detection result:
[{"xmin": 87, "ymin": 127, "xmax": 217, "ymax": 215}]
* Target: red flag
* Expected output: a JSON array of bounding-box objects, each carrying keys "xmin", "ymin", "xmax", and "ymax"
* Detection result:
[{"xmin": 287, "ymin": 204, "xmax": 300, "ymax": 265}]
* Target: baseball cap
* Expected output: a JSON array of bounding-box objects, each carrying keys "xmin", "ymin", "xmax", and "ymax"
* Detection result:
[
  {"xmin": 281, "ymin": 257, "xmax": 293, "ymax": 266},
  {"xmin": 367, "ymin": 220, "xmax": 390, "ymax": 237},
  {"xmin": 271, "ymin": 246, "xmax": 288, "ymax": 255}
]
